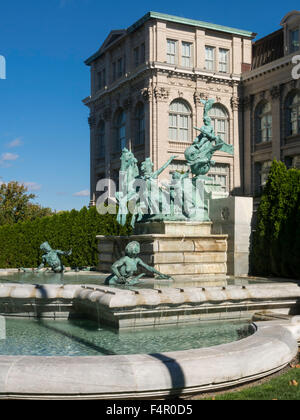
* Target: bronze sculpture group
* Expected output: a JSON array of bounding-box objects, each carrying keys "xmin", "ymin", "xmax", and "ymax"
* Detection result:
[{"xmin": 22, "ymin": 99, "xmax": 233, "ymax": 287}]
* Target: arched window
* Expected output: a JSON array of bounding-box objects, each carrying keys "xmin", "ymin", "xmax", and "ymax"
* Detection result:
[
  {"xmin": 209, "ymin": 104, "xmax": 230, "ymax": 143},
  {"xmin": 115, "ymin": 110, "xmax": 126, "ymax": 151},
  {"xmin": 97, "ymin": 121, "xmax": 105, "ymax": 158},
  {"xmin": 285, "ymin": 92, "xmax": 300, "ymax": 136},
  {"xmin": 255, "ymin": 102, "xmax": 272, "ymax": 143},
  {"xmin": 169, "ymin": 99, "xmax": 192, "ymax": 142},
  {"xmin": 135, "ymin": 103, "xmax": 145, "ymax": 145}
]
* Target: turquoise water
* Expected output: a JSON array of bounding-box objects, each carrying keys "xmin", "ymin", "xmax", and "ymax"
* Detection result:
[
  {"xmin": 0, "ymin": 272, "xmax": 106, "ymax": 285},
  {"xmin": 0, "ymin": 318, "xmax": 253, "ymax": 356},
  {"xmin": 0, "ymin": 272, "xmax": 278, "ymax": 287}
]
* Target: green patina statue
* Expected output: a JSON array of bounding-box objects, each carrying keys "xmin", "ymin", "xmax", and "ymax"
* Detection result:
[
  {"xmin": 114, "ymin": 98, "xmax": 234, "ymax": 227},
  {"xmin": 184, "ymin": 99, "xmax": 234, "ymax": 177},
  {"xmin": 21, "ymin": 242, "xmax": 72, "ymax": 273},
  {"xmin": 105, "ymin": 241, "xmax": 172, "ymax": 286}
]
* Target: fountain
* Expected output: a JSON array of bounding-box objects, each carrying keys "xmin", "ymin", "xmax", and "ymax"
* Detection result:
[
  {"xmin": 0, "ymin": 99, "xmax": 299, "ymax": 399},
  {"xmin": 98, "ymin": 99, "xmax": 251, "ymax": 283}
]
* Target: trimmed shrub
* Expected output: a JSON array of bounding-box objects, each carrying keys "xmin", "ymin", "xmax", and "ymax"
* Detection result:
[
  {"xmin": 0, "ymin": 206, "xmax": 132, "ymax": 269},
  {"xmin": 252, "ymin": 160, "xmax": 300, "ymax": 278}
]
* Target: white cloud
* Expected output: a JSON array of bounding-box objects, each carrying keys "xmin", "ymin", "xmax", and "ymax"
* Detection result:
[
  {"xmin": 7, "ymin": 138, "xmax": 23, "ymax": 148},
  {"xmin": 23, "ymin": 182, "xmax": 42, "ymax": 191},
  {"xmin": 73, "ymin": 189, "xmax": 90, "ymax": 197},
  {"xmin": 0, "ymin": 153, "xmax": 19, "ymax": 167},
  {"xmin": 1, "ymin": 153, "xmax": 19, "ymax": 161}
]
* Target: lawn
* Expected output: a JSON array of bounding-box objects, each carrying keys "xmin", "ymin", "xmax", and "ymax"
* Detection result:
[{"xmin": 203, "ymin": 364, "xmax": 300, "ymax": 400}]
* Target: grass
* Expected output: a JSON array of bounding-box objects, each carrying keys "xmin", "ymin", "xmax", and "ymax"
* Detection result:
[{"xmin": 202, "ymin": 364, "xmax": 300, "ymax": 400}]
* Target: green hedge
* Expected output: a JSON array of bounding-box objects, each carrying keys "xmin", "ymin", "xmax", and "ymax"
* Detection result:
[
  {"xmin": 0, "ymin": 207, "xmax": 132, "ymax": 269},
  {"xmin": 252, "ymin": 160, "xmax": 300, "ymax": 278}
]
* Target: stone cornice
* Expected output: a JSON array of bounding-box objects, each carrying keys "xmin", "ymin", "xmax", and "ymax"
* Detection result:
[
  {"xmin": 242, "ymin": 53, "xmax": 295, "ymax": 82},
  {"xmin": 84, "ymin": 63, "xmax": 241, "ymax": 107}
]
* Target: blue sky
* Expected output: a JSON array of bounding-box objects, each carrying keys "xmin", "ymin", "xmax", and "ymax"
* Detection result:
[{"xmin": 0, "ymin": 0, "xmax": 299, "ymax": 211}]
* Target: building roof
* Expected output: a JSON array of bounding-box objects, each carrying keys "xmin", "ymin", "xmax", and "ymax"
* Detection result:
[
  {"xmin": 252, "ymin": 28, "xmax": 284, "ymax": 69},
  {"xmin": 85, "ymin": 11, "xmax": 256, "ymax": 65}
]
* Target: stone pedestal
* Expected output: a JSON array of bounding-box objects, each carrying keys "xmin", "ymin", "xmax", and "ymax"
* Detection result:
[
  {"xmin": 209, "ymin": 196, "xmax": 253, "ymax": 276},
  {"xmin": 97, "ymin": 221, "xmax": 228, "ymax": 278}
]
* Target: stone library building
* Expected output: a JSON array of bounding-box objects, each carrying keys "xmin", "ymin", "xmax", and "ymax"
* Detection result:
[{"xmin": 83, "ymin": 10, "xmax": 300, "ymax": 206}]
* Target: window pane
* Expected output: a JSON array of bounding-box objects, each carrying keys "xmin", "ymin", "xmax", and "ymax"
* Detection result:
[
  {"xmin": 182, "ymin": 42, "xmax": 192, "ymax": 67},
  {"xmin": 290, "ymin": 29, "xmax": 299, "ymax": 53},
  {"xmin": 205, "ymin": 46, "xmax": 215, "ymax": 71},
  {"xmin": 219, "ymin": 48, "xmax": 229, "ymax": 73},
  {"xmin": 167, "ymin": 40, "xmax": 177, "ymax": 64},
  {"xmin": 169, "ymin": 100, "xmax": 191, "ymax": 142},
  {"xmin": 208, "ymin": 104, "xmax": 229, "ymax": 143}
]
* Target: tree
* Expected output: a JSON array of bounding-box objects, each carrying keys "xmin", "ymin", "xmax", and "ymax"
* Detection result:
[{"xmin": 0, "ymin": 181, "xmax": 53, "ymax": 226}]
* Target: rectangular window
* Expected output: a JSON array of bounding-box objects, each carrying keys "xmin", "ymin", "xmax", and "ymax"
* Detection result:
[
  {"xmin": 140, "ymin": 43, "xmax": 145, "ymax": 63},
  {"xmin": 97, "ymin": 69, "xmax": 106, "ymax": 90},
  {"xmin": 169, "ymin": 114, "xmax": 178, "ymax": 140},
  {"xmin": 182, "ymin": 42, "xmax": 192, "ymax": 67},
  {"xmin": 167, "ymin": 39, "xmax": 177, "ymax": 65},
  {"xmin": 219, "ymin": 48, "xmax": 229, "ymax": 73},
  {"xmin": 134, "ymin": 47, "xmax": 139, "ymax": 67},
  {"xmin": 208, "ymin": 164, "xmax": 230, "ymax": 192},
  {"xmin": 117, "ymin": 57, "xmax": 124, "ymax": 78},
  {"xmin": 112, "ymin": 62, "xmax": 116, "ymax": 81},
  {"xmin": 97, "ymin": 72, "xmax": 102, "ymax": 90},
  {"xmin": 179, "ymin": 115, "xmax": 189, "ymax": 141},
  {"xmin": 290, "ymin": 29, "xmax": 299, "ymax": 53},
  {"xmin": 205, "ymin": 46, "xmax": 215, "ymax": 71}
]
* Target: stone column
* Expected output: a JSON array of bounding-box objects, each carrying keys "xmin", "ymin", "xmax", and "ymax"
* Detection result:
[
  {"xmin": 141, "ymin": 87, "xmax": 153, "ymax": 158},
  {"xmin": 232, "ymin": 37, "xmax": 242, "ymax": 75},
  {"xmin": 243, "ymin": 96, "xmax": 253, "ymax": 195},
  {"xmin": 270, "ymin": 85, "xmax": 282, "ymax": 161},
  {"xmin": 88, "ymin": 113, "xmax": 97, "ymax": 206},
  {"xmin": 123, "ymin": 97, "xmax": 132, "ymax": 150},
  {"xmin": 195, "ymin": 29, "xmax": 205, "ymax": 69},
  {"xmin": 153, "ymin": 86, "xmax": 170, "ymax": 173},
  {"xmin": 231, "ymin": 93, "xmax": 242, "ymax": 194}
]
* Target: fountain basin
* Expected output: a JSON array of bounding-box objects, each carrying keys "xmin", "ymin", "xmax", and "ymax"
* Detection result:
[
  {"xmin": 0, "ymin": 280, "xmax": 299, "ymax": 399},
  {"xmin": 0, "ymin": 280, "xmax": 300, "ymax": 329},
  {"xmin": 0, "ymin": 320, "xmax": 298, "ymax": 399}
]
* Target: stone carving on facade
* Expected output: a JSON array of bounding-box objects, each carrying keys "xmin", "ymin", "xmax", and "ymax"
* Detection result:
[
  {"xmin": 194, "ymin": 91, "xmax": 208, "ymax": 105},
  {"xmin": 270, "ymin": 85, "xmax": 281, "ymax": 100},
  {"xmin": 231, "ymin": 96, "xmax": 241, "ymax": 110},
  {"xmin": 140, "ymin": 87, "xmax": 152, "ymax": 102},
  {"xmin": 153, "ymin": 87, "xmax": 170, "ymax": 101},
  {"xmin": 221, "ymin": 207, "xmax": 230, "ymax": 221},
  {"xmin": 260, "ymin": 90, "xmax": 266, "ymax": 99},
  {"xmin": 289, "ymin": 79, "xmax": 297, "ymax": 91},
  {"xmin": 88, "ymin": 115, "xmax": 97, "ymax": 128}
]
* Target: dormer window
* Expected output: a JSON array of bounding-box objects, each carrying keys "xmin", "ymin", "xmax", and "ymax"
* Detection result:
[{"xmin": 290, "ymin": 29, "xmax": 299, "ymax": 53}]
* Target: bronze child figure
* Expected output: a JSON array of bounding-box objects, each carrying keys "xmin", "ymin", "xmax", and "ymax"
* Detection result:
[
  {"xmin": 21, "ymin": 242, "xmax": 72, "ymax": 273},
  {"xmin": 105, "ymin": 241, "xmax": 172, "ymax": 286}
]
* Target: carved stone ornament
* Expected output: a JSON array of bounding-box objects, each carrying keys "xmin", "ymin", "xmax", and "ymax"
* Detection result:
[
  {"xmin": 270, "ymin": 85, "xmax": 281, "ymax": 100},
  {"xmin": 221, "ymin": 207, "xmax": 230, "ymax": 221},
  {"xmin": 154, "ymin": 87, "xmax": 170, "ymax": 101},
  {"xmin": 231, "ymin": 96, "xmax": 240, "ymax": 110},
  {"xmin": 88, "ymin": 115, "xmax": 97, "ymax": 128},
  {"xmin": 140, "ymin": 87, "xmax": 152, "ymax": 102},
  {"xmin": 194, "ymin": 91, "xmax": 208, "ymax": 104}
]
